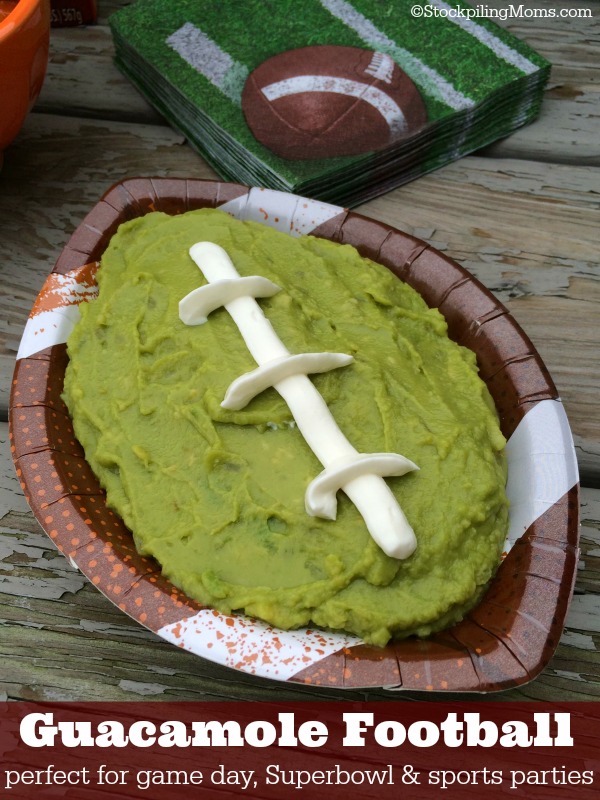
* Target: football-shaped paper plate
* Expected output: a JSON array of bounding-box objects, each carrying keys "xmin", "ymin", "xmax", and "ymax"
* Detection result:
[{"xmin": 9, "ymin": 178, "xmax": 579, "ymax": 692}]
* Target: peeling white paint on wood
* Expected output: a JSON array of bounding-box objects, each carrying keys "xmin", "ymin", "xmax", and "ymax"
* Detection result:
[
  {"xmin": 118, "ymin": 680, "xmax": 168, "ymax": 696},
  {"xmin": 0, "ymin": 429, "xmax": 29, "ymax": 517},
  {"xmin": 560, "ymin": 630, "xmax": 597, "ymax": 651},
  {"xmin": 564, "ymin": 594, "xmax": 600, "ymax": 634}
]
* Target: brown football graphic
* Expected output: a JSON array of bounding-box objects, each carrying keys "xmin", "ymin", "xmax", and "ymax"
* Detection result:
[{"xmin": 241, "ymin": 45, "xmax": 427, "ymax": 161}]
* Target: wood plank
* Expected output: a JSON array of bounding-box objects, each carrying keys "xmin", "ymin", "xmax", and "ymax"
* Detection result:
[
  {"xmin": 37, "ymin": 2, "xmax": 600, "ymax": 165},
  {"xmin": 482, "ymin": 1, "xmax": 600, "ymax": 164},
  {"xmin": 38, "ymin": 24, "xmax": 164, "ymax": 125},
  {"xmin": 1, "ymin": 422, "xmax": 599, "ymax": 701}
]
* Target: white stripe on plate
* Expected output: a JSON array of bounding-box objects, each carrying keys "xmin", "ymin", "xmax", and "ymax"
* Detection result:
[
  {"xmin": 219, "ymin": 187, "xmax": 344, "ymax": 237},
  {"xmin": 17, "ymin": 306, "xmax": 83, "ymax": 360},
  {"xmin": 158, "ymin": 609, "xmax": 361, "ymax": 681},
  {"xmin": 504, "ymin": 399, "xmax": 578, "ymax": 549}
]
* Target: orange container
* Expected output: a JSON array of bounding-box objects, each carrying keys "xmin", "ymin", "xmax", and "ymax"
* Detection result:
[{"xmin": 0, "ymin": 0, "xmax": 50, "ymax": 165}]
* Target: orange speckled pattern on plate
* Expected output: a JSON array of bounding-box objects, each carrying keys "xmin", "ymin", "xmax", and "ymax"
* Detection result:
[{"xmin": 9, "ymin": 178, "xmax": 580, "ymax": 691}]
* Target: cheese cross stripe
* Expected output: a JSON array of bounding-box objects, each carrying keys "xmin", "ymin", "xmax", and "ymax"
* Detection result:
[
  {"xmin": 307, "ymin": 452, "xmax": 418, "ymax": 521},
  {"xmin": 222, "ymin": 352, "xmax": 354, "ymax": 411},
  {"xmin": 180, "ymin": 241, "xmax": 418, "ymax": 560},
  {"xmin": 179, "ymin": 276, "xmax": 280, "ymax": 325}
]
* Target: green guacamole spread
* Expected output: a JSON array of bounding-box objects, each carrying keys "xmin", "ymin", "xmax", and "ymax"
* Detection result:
[{"xmin": 63, "ymin": 208, "xmax": 509, "ymax": 646}]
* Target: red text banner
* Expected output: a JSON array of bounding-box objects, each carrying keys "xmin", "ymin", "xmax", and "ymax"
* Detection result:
[{"xmin": 0, "ymin": 701, "xmax": 598, "ymax": 798}]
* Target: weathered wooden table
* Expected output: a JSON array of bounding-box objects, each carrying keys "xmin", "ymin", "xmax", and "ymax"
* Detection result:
[{"xmin": 1, "ymin": 1, "xmax": 598, "ymax": 701}]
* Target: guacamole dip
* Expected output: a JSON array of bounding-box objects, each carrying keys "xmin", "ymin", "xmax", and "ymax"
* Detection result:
[{"xmin": 63, "ymin": 208, "xmax": 509, "ymax": 646}]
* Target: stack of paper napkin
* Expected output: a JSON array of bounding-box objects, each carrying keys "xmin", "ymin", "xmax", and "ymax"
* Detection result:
[{"xmin": 110, "ymin": 0, "xmax": 550, "ymax": 207}]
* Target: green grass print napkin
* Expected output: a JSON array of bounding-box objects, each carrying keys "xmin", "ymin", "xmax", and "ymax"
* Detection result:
[{"xmin": 110, "ymin": 0, "xmax": 550, "ymax": 206}]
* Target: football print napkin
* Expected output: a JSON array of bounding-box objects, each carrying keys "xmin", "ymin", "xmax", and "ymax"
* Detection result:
[{"xmin": 110, "ymin": 0, "xmax": 550, "ymax": 206}]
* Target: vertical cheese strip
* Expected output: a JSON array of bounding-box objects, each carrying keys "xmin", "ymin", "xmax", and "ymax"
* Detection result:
[{"xmin": 184, "ymin": 242, "xmax": 418, "ymax": 560}]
